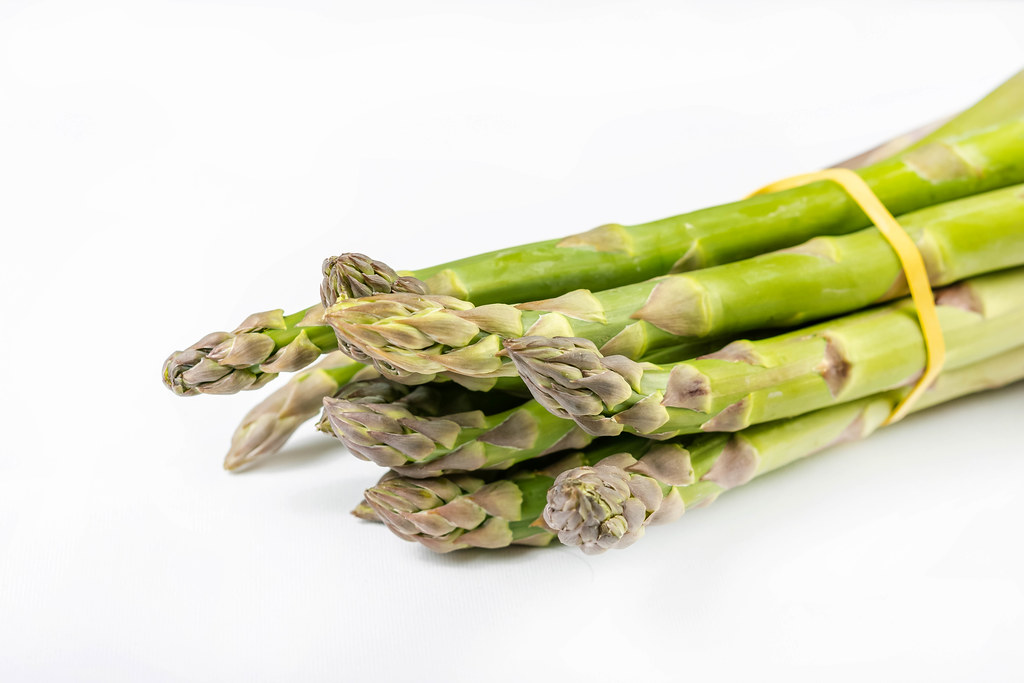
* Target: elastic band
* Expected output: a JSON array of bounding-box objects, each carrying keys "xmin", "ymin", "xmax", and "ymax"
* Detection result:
[{"xmin": 747, "ymin": 168, "xmax": 945, "ymax": 424}]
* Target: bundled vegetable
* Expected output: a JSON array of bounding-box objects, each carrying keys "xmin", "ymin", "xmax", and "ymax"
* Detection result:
[
  {"xmin": 162, "ymin": 71, "xmax": 1024, "ymax": 557},
  {"xmin": 163, "ymin": 116, "xmax": 1024, "ymax": 395},
  {"xmin": 324, "ymin": 183, "xmax": 1024, "ymax": 382}
]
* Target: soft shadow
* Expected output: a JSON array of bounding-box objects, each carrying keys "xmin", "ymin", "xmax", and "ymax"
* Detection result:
[
  {"xmin": 289, "ymin": 474, "xmax": 380, "ymax": 517},
  {"xmin": 231, "ymin": 437, "xmax": 346, "ymax": 474},
  {"xmin": 410, "ymin": 541, "xmax": 580, "ymax": 568}
]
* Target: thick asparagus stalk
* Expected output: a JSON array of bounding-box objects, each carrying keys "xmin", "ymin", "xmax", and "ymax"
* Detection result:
[
  {"xmin": 166, "ymin": 117, "xmax": 1024, "ymax": 396},
  {"xmin": 222, "ymin": 352, "xmax": 375, "ymax": 470},
  {"xmin": 355, "ymin": 120, "xmax": 1024, "ymax": 304},
  {"xmin": 362, "ymin": 436, "xmax": 651, "ymax": 552},
  {"xmin": 544, "ymin": 344, "xmax": 1024, "ymax": 553},
  {"xmin": 326, "ymin": 184, "xmax": 1024, "ymax": 380},
  {"xmin": 908, "ymin": 70, "xmax": 1024, "ymax": 150},
  {"xmin": 836, "ymin": 69, "xmax": 1024, "ymax": 169},
  {"xmin": 505, "ymin": 267, "xmax": 1024, "ymax": 438}
]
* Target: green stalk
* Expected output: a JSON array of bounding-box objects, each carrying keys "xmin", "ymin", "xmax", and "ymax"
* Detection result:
[
  {"xmin": 543, "ymin": 343, "xmax": 1024, "ymax": 553},
  {"xmin": 326, "ymin": 183, "xmax": 1024, "ymax": 379},
  {"xmin": 506, "ymin": 267, "xmax": 1024, "ymax": 438},
  {"xmin": 836, "ymin": 69, "xmax": 1024, "ymax": 168},
  {"xmin": 407, "ymin": 119, "xmax": 1024, "ymax": 302}
]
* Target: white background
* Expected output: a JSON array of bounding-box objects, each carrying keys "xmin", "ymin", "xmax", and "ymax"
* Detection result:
[{"xmin": 2, "ymin": 1, "xmax": 1023, "ymax": 680}]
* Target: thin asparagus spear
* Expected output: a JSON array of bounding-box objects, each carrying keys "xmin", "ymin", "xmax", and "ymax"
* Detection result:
[
  {"xmin": 362, "ymin": 436, "xmax": 650, "ymax": 552},
  {"xmin": 363, "ymin": 344, "xmax": 1024, "ymax": 553},
  {"xmin": 323, "ymin": 394, "xmax": 594, "ymax": 476},
  {"xmin": 909, "ymin": 70, "xmax": 1024, "ymax": 150},
  {"xmin": 835, "ymin": 69, "xmax": 1024, "ymax": 169},
  {"xmin": 504, "ymin": 267, "xmax": 1024, "ymax": 438},
  {"xmin": 222, "ymin": 352, "xmax": 376, "ymax": 470},
  {"xmin": 544, "ymin": 343, "xmax": 1024, "ymax": 553},
  {"xmin": 320, "ymin": 253, "xmax": 429, "ymax": 307},
  {"xmin": 325, "ymin": 183, "xmax": 1024, "ymax": 380},
  {"xmin": 166, "ymin": 116, "xmax": 1024, "ymax": 397}
]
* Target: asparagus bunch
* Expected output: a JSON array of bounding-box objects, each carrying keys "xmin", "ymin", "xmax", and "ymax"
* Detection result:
[
  {"xmin": 324, "ymin": 183, "xmax": 1024, "ymax": 382},
  {"xmin": 504, "ymin": 267, "xmax": 1024, "ymax": 437},
  {"xmin": 162, "ymin": 72, "xmax": 1024, "ymax": 561},
  {"xmin": 164, "ymin": 114, "xmax": 1024, "ymax": 396},
  {"xmin": 363, "ymin": 345, "xmax": 1024, "ymax": 553}
]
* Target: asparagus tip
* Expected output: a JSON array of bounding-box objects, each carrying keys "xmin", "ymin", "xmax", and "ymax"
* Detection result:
[
  {"xmin": 320, "ymin": 252, "xmax": 428, "ymax": 308},
  {"xmin": 543, "ymin": 461, "xmax": 665, "ymax": 554},
  {"xmin": 503, "ymin": 336, "xmax": 641, "ymax": 435}
]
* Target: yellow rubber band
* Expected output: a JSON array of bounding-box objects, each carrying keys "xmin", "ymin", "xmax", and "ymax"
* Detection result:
[{"xmin": 747, "ymin": 168, "xmax": 945, "ymax": 424}]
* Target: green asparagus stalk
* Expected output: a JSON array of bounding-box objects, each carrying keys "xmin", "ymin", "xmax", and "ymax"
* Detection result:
[
  {"xmin": 909, "ymin": 70, "xmax": 1024, "ymax": 149},
  {"xmin": 364, "ymin": 343, "xmax": 1024, "ymax": 553},
  {"xmin": 166, "ymin": 116, "xmax": 1024, "ymax": 396},
  {"xmin": 162, "ymin": 254, "xmax": 432, "ymax": 397},
  {"xmin": 313, "ymin": 376, "xmax": 521, "ymax": 435},
  {"xmin": 163, "ymin": 306, "xmax": 338, "ymax": 396},
  {"xmin": 505, "ymin": 266, "xmax": 1024, "ymax": 438},
  {"xmin": 323, "ymin": 394, "xmax": 595, "ymax": 476},
  {"xmin": 355, "ymin": 119, "xmax": 1024, "ymax": 304},
  {"xmin": 543, "ymin": 343, "xmax": 1024, "ymax": 553},
  {"xmin": 362, "ymin": 436, "xmax": 651, "ymax": 552},
  {"xmin": 222, "ymin": 352, "xmax": 375, "ymax": 470},
  {"xmin": 836, "ymin": 69, "xmax": 1024, "ymax": 169},
  {"xmin": 325, "ymin": 183, "xmax": 1024, "ymax": 380}
]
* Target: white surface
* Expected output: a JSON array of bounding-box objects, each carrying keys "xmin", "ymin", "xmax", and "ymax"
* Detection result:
[{"xmin": 2, "ymin": 1, "xmax": 1023, "ymax": 680}]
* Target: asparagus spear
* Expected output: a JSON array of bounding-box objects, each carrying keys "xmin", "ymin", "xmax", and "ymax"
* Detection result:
[
  {"xmin": 836, "ymin": 69, "xmax": 1024, "ymax": 169},
  {"xmin": 544, "ymin": 343, "xmax": 1024, "ymax": 553},
  {"xmin": 362, "ymin": 436, "xmax": 651, "ymax": 552},
  {"xmin": 222, "ymin": 352, "xmax": 375, "ymax": 470},
  {"xmin": 908, "ymin": 70, "xmax": 1024, "ymax": 150},
  {"xmin": 354, "ymin": 119, "xmax": 1024, "ymax": 304},
  {"xmin": 323, "ymin": 394, "xmax": 594, "ymax": 476},
  {"xmin": 313, "ymin": 377, "xmax": 520, "ymax": 435},
  {"xmin": 364, "ymin": 344, "xmax": 1024, "ymax": 553},
  {"xmin": 166, "ymin": 117, "xmax": 1024, "ymax": 396},
  {"xmin": 325, "ymin": 183, "xmax": 1024, "ymax": 379},
  {"xmin": 504, "ymin": 266, "xmax": 1024, "ymax": 438}
]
